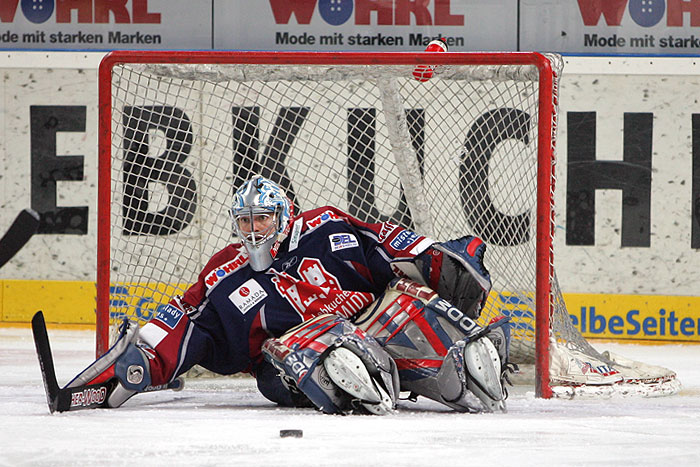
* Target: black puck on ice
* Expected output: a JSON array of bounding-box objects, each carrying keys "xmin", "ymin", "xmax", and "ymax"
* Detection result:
[{"xmin": 279, "ymin": 429, "xmax": 303, "ymax": 438}]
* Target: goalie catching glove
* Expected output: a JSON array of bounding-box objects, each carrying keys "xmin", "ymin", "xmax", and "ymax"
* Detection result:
[
  {"xmin": 262, "ymin": 314, "xmax": 400, "ymax": 415},
  {"xmin": 395, "ymin": 235, "xmax": 492, "ymax": 320}
]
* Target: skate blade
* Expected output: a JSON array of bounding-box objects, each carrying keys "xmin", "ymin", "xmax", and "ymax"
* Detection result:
[
  {"xmin": 323, "ymin": 347, "xmax": 381, "ymax": 404},
  {"xmin": 361, "ymin": 383, "xmax": 394, "ymax": 415},
  {"xmin": 464, "ymin": 339, "xmax": 506, "ymax": 412}
]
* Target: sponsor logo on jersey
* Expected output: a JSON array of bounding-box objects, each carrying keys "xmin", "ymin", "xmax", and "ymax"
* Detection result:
[
  {"xmin": 229, "ymin": 278, "xmax": 267, "ymax": 314},
  {"xmin": 378, "ymin": 222, "xmax": 398, "ymax": 242},
  {"xmin": 329, "ymin": 233, "xmax": 359, "ymax": 252},
  {"xmin": 317, "ymin": 289, "xmax": 373, "ymax": 318},
  {"xmin": 305, "ymin": 209, "xmax": 345, "ymax": 230},
  {"xmin": 70, "ymin": 386, "xmax": 107, "ymax": 408},
  {"xmin": 390, "ymin": 230, "xmax": 420, "ymax": 251},
  {"xmin": 289, "ymin": 218, "xmax": 303, "ymax": 251},
  {"xmin": 281, "ymin": 256, "xmax": 298, "ymax": 271},
  {"xmin": 204, "ymin": 251, "xmax": 248, "ymax": 289},
  {"xmin": 155, "ymin": 304, "xmax": 184, "ymax": 330}
]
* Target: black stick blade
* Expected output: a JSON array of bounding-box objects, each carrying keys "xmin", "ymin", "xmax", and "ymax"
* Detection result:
[
  {"xmin": 31, "ymin": 311, "xmax": 60, "ymax": 413},
  {"xmin": 0, "ymin": 209, "xmax": 40, "ymax": 269}
]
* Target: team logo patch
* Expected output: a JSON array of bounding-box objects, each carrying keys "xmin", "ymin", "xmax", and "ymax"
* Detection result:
[
  {"xmin": 229, "ymin": 278, "xmax": 268, "ymax": 314},
  {"xmin": 271, "ymin": 258, "xmax": 374, "ymax": 320},
  {"xmin": 390, "ymin": 230, "xmax": 420, "ymax": 250},
  {"xmin": 329, "ymin": 233, "xmax": 358, "ymax": 252},
  {"xmin": 155, "ymin": 304, "xmax": 184, "ymax": 330}
]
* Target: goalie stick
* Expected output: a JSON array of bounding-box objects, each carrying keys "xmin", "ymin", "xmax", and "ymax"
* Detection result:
[
  {"xmin": 31, "ymin": 311, "xmax": 183, "ymax": 413},
  {"xmin": 0, "ymin": 208, "xmax": 40, "ymax": 269}
]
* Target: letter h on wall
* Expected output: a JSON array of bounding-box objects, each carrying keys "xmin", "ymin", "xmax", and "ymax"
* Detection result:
[{"xmin": 566, "ymin": 112, "xmax": 652, "ymax": 247}]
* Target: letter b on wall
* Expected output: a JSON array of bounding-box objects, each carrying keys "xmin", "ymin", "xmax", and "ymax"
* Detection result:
[{"xmin": 121, "ymin": 106, "xmax": 197, "ymax": 236}]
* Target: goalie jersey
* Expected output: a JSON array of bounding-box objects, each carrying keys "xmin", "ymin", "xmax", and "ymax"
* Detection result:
[{"xmin": 139, "ymin": 206, "xmax": 435, "ymax": 384}]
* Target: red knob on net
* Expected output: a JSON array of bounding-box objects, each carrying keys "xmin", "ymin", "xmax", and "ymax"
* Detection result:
[{"xmin": 412, "ymin": 38, "xmax": 448, "ymax": 83}]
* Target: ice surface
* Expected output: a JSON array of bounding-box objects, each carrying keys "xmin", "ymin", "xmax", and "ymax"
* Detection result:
[{"xmin": 1, "ymin": 326, "xmax": 699, "ymax": 466}]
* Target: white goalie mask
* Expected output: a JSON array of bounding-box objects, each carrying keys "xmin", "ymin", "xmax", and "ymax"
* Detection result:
[{"xmin": 231, "ymin": 175, "xmax": 293, "ymax": 271}]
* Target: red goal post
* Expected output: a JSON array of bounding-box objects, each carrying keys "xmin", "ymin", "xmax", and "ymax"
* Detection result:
[{"xmin": 97, "ymin": 50, "xmax": 676, "ymax": 399}]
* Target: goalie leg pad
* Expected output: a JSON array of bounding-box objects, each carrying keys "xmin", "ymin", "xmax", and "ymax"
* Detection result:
[
  {"xmin": 323, "ymin": 347, "xmax": 395, "ymax": 415},
  {"xmin": 262, "ymin": 314, "xmax": 399, "ymax": 415},
  {"xmin": 355, "ymin": 278, "xmax": 509, "ymax": 413},
  {"xmin": 434, "ymin": 336, "xmax": 506, "ymax": 413},
  {"xmin": 463, "ymin": 337, "xmax": 506, "ymax": 412},
  {"xmin": 435, "ymin": 341, "xmax": 486, "ymax": 413},
  {"xmin": 483, "ymin": 315, "xmax": 511, "ymax": 368},
  {"xmin": 66, "ymin": 319, "xmax": 153, "ymax": 408}
]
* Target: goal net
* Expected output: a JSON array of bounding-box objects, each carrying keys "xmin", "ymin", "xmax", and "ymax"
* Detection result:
[{"xmin": 97, "ymin": 51, "xmax": 678, "ymax": 398}]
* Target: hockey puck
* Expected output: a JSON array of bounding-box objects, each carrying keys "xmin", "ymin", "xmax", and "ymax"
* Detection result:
[{"xmin": 279, "ymin": 429, "xmax": 303, "ymax": 438}]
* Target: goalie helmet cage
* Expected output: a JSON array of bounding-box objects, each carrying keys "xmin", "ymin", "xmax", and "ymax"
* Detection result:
[{"xmin": 97, "ymin": 50, "xmax": 678, "ymax": 399}]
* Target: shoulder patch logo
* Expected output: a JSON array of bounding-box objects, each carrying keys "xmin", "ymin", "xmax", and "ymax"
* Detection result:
[
  {"xmin": 154, "ymin": 304, "xmax": 184, "ymax": 330},
  {"xmin": 329, "ymin": 233, "xmax": 359, "ymax": 252},
  {"xmin": 390, "ymin": 230, "xmax": 420, "ymax": 251},
  {"xmin": 305, "ymin": 209, "xmax": 344, "ymax": 230},
  {"xmin": 229, "ymin": 278, "xmax": 267, "ymax": 314}
]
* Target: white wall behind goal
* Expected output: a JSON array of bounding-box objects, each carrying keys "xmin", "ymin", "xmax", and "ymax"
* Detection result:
[{"xmin": 1, "ymin": 52, "xmax": 699, "ymax": 299}]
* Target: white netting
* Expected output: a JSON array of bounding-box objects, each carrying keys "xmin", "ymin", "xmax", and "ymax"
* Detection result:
[{"xmin": 102, "ymin": 54, "xmax": 676, "ymax": 395}]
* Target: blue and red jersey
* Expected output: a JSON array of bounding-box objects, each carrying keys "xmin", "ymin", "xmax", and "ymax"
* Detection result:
[{"xmin": 140, "ymin": 206, "xmax": 434, "ymax": 384}]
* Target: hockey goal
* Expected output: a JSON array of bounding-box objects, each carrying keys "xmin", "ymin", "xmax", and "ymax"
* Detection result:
[{"xmin": 97, "ymin": 51, "xmax": 678, "ymax": 398}]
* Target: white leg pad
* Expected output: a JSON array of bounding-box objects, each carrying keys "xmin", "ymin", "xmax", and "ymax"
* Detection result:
[
  {"xmin": 324, "ymin": 347, "xmax": 394, "ymax": 415},
  {"xmin": 464, "ymin": 337, "xmax": 506, "ymax": 412}
]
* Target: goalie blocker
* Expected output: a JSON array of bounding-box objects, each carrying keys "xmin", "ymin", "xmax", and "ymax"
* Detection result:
[{"xmin": 394, "ymin": 235, "xmax": 492, "ymax": 321}]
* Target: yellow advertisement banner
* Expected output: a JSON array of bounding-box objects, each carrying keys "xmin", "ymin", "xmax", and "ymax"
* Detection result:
[
  {"xmin": 565, "ymin": 293, "xmax": 700, "ymax": 343},
  {"xmin": 1, "ymin": 279, "xmax": 96, "ymax": 325},
  {"xmin": 0, "ymin": 280, "xmax": 187, "ymax": 326},
  {"xmin": 2, "ymin": 280, "xmax": 699, "ymax": 343},
  {"xmin": 108, "ymin": 282, "xmax": 189, "ymax": 326}
]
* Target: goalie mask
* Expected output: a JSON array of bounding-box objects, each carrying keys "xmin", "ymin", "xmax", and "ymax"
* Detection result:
[{"xmin": 231, "ymin": 175, "xmax": 293, "ymax": 271}]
